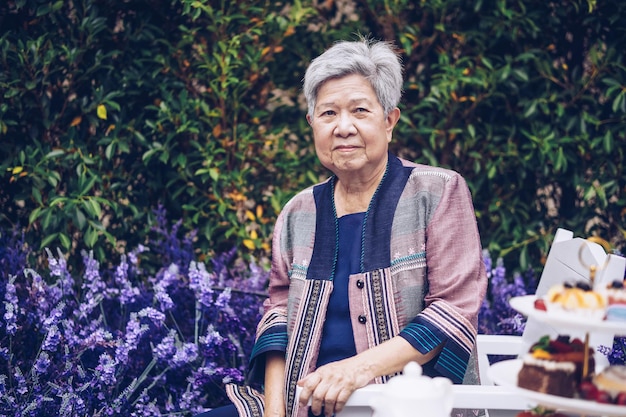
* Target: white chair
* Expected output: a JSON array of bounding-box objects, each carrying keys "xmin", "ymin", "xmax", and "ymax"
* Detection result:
[{"xmin": 333, "ymin": 228, "xmax": 626, "ymax": 417}]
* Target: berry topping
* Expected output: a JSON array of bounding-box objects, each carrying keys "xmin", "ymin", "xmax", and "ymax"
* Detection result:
[
  {"xmin": 578, "ymin": 380, "xmax": 598, "ymax": 400},
  {"xmin": 609, "ymin": 280, "xmax": 624, "ymax": 289},
  {"xmin": 575, "ymin": 281, "xmax": 592, "ymax": 291},
  {"xmin": 534, "ymin": 298, "xmax": 547, "ymax": 311}
]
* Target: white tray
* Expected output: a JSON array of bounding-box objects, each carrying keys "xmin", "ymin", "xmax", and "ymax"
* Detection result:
[
  {"xmin": 489, "ymin": 359, "xmax": 626, "ymax": 416},
  {"xmin": 509, "ymin": 295, "xmax": 626, "ymax": 335}
]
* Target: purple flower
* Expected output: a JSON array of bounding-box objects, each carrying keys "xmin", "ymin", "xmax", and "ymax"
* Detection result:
[
  {"xmin": 153, "ymin": 329, "xmax": 177, "ymax": 362},
  {"xmin": 0, "ymin": 374, "xmax": 7, "ymax": 396},
  {"xmin": 42, "ymin": 324, "xmax": 61, "ymax": 351},
  {"xmin": 172, "ymin": 343, "xmax": 198, "ymax": 368},
  {"xmin": 138, "ymin": 307, "xmax": 166, "ymax": 324},
  {"xmin": 0, "ymin": 214, "xmax": 274, "ymax": 414},
  {"xmin": 95, "ymin": 353, "xmax": 117, "ymax": 386},
  {"xmin": 153, "ymin": 264, "xmax": 178, "ymax": 311},
  {"xmin": 34, "ymin": 351, "xmax": 51, "ymax": 374},
  {"xmin": 200, "ymin": 324, "xmax": 224, "ymax": 348},
  {"xmin": 115, "ymin": 254, "xmax": 140, "ymax": 304},
  {"xmin": 478, "ymin": 252, "xmax": 530, "ymax": 336},
  {"xmin": 215, "ymin": 288, "xmax": 232, "ymax": 309},
  {"xmin": 189, "ymin": 261, "xmax": 215, "ymax": 308},
  {"xmin": 78, "ymin": 250, "xmax": 106, "ymax": 319},
  {"xmin": 3, "ymin": 275, "xmax": 18, "ymax": 335},
  {"xmin": 14, "ymin": 367, "xmax": 28, "ymax": 395},
  {"xmin": 599, "ymin": 336, "xmax": 626, "ymax": 365},
  {"xmin": 43, "ymin": 301, "xmax": 66, "ymax": 328},
  {"xmin": 45, "ymin": 247, "xmax": 75, "ymax": 299},
  {"xmin": 82, "ymin": 327, "xmax": 114, "ymax": 349},
  {"xmin": 115, "ymin": 314, "xmax": 149, "ymax": 365},
  {"xmin": 128, "ymin": 244, "xmax": 147, "ymax": 268},
  {"xmin": 23, "ymin": 267, "xmax": 51, "ymax": 323}
]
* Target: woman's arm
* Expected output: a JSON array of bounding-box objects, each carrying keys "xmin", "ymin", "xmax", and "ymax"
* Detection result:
[
  {"xmin": 264, "ymin": 351, "xmax": 287, "ymax": 417},
  {"xmin": 298, "ymin": 336, "xmax": 442, "ymax": 417}
]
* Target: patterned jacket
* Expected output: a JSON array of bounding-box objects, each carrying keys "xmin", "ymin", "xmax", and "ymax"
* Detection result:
[{"xmin": 227, "ymin": 153, "xmax": 487, "ymax": 417}]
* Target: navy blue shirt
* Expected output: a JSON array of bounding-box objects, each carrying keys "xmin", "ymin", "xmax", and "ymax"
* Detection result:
[{"xmin": 315, "ymin": 212, "xmax": 364, "ymax": 367}]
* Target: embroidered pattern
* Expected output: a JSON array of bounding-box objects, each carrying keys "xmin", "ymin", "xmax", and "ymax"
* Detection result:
[
  {"xmin": 410, "ymin": 169, "xmax": 452, "ymax": 182},
  {"xmin": 289, "ymin": 263, "xmax": 308, "ymax": 281},
  {"xmin": 364, "ymin": 268, "xmax": 400, "ymax": 383},
  {"xmin": 284, "ymin": 279, "xmax": 331, "ymax": 417},
  {"xmin": 226, "ymin": 384, "xmax": 264, "ymax": 417},
  {"xmin": 390, "ymin": 251, "xmax": 426, "ymax": 274}
]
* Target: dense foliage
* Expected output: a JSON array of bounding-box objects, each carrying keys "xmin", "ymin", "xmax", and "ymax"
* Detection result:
[{"xmin": 1, "ymin": 1, "xmax": 625, "ymax": 271}]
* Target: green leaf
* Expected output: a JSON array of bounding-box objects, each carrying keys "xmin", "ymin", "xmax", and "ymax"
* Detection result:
[
  {"xmin": 45, "ymin": 149, "xmax": 66, "ymax": 159},
  {"xmin": 40, "ymin": 233, "xmax": 58, "ymax": 249},
  {"xmin": 58, "ymin": 233, "xmax": 71, "ymax": 250},
  {"xmin": 84, "ymin": 227, "xmax": 98, "ymax": 247}
]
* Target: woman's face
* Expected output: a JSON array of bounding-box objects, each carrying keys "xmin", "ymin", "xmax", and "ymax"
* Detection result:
[{"xmin": 307, "ymin": 74, "xmax": 400, "ymax": 181}]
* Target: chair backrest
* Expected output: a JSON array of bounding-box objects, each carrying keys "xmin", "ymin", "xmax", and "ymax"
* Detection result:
[{"xmin": 521, "ymin": 228, "xmax": 626, "ymax": 370}]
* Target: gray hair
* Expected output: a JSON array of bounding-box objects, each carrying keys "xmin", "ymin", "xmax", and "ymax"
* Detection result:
[{"xmin": 303, "ymin": 39, "xmax": 403, "ymax": 119}]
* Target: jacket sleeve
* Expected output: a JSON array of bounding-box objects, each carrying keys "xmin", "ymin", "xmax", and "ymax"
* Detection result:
[
  {"xmin": 398, "ymin": 172, "xmax": 487, "ymax": 384},
  {"xmin": 246, "ymin": 207, "xmax": 291, "ymax": 386}
]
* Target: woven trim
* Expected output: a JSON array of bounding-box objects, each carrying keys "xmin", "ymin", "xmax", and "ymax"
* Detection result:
[
  {"xmin": 363, "ymin": 268, "xmax": 400, "ymax": 383},
  {"xmin": 409, "ymin": 169, "xmax": 452, "ymax": 181},
  {"xmin": 226, "ymin": 384, "xmax": 264, "ymax": 417},
  {"xmin": 284, "ymin": 279, "xmax": 332, "ymax": 417},
  {"xmin": 390, "ymin": 251, "xmax": 426, "ymax": 274}
]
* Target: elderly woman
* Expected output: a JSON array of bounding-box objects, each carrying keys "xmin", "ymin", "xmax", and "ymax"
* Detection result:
[{"xmin": 198, "ymin": 38, "xmax": 487, "ymax": 417}]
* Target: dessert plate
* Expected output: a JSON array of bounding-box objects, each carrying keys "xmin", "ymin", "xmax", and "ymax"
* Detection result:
[
  {"xmin": 489, "ymin": 359, "xmax": 626, "ymax": 416},
  {"xmin": 509, "ymin": 295, "xmax": 626, "ymax": 335}
]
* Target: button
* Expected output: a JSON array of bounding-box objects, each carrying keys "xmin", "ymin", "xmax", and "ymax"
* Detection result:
[
  {"xmin": 358, "ymin": 315, "xmax": 367, "ymax": 324},
  {"xmin": 356, "ymin": 280, "xmax": 364, "ymax": 289}
]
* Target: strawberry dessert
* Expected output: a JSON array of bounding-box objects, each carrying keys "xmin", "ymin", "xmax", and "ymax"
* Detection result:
[{"xmin": 517, "ymin": 335, "xmax": 594, "ymax": 398}]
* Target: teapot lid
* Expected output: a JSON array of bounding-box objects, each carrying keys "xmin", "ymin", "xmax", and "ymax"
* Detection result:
[{"xmin": 384, "ymin": 362, "xmax": 449, "ymax": 398}]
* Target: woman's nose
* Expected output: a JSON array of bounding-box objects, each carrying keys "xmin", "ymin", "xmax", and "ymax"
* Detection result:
[{"xmin": 334, "ymin": 113, "xmax": 356, "ymax": 137}]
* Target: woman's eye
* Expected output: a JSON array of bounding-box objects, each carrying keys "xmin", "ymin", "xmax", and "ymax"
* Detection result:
[
  {"xmin": 322, "ymin": 110, "xmax": 335, "ymax": 116},
  {"xmin": 355, "ymin": 107, "xmax": 367, "ymax": 113}
]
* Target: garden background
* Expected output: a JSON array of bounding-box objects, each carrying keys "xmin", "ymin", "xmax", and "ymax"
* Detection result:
[{"xmin": 1, "ymin": 0, "xmax": 625, "ymax": 415}]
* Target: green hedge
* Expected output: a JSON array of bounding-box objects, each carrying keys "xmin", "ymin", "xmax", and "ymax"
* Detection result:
[{"xmin": 1, "ymin": 0, "xmax": 625, "ymax": 271}]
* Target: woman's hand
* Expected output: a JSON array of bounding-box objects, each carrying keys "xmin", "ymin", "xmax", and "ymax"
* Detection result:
[
  {"xmin": 297, "ymin": 336, "xmax": 443, "ymax": 417},
  {"xmin": 297, "ymin": 357, "xmax": 371, "ymax": 417}
]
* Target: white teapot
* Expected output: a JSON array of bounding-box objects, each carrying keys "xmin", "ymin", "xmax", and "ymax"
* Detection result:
[{"xmin": 369, "ymin": 362, "xmax": 454, "ymax": 417}]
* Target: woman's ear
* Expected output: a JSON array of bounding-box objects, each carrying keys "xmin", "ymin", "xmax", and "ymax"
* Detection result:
[
  {"xmin": 386, "ymin": 107, "xmax": 401, "ymax": 141},
  {"xmin": 306, "ymin": 114, "xmax": 312, "ymax": 125}
]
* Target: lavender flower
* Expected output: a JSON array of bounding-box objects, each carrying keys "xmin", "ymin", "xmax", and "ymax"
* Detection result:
[
  {"xmin": 95, "ymin": 353, "xmax": 117, "ymax": 386},
  {"xmin": 598, "ymin": 336, "xmax": 626, "ymax": 366},
  {"xmin": 0, "ymin": 213, "xmax": 274, "ymax": 415},
  {"xmin": 77, "ymin": 250, "xmax": 106, "ymax": 319},
  {"xmin": 115, "ymin": 313, "xmax": 149, "ymax": 365},
  {"xmin": 189, "ymin": 261, "xmax": 215, "ymax": 308},
  {"xmin": 172, "ymin": 342, "xmax": 198, "ymax": 368},
  {"xmin": 3, "ymin": 275, "xmax": 18, "ymax": 335},
  {"xmin": 153, "ymin": 264, "xmax": 178, "ymax": 311},
  {"xmin": 13, "ymin": 366, "xmax": 28, "ymax": 395},
  {"xmin": 23, "ymin": 267, "xmax": 51, "ymax": 324},
  {"xmin": 115, "ymin": 254, "xmax": 140, "ymax": 304},
  {"xmin": 42, "ymin": 324, "xmax": 61, "ymax": 351},
  {"xmin": 153, "ymin": 329, "xmax": 177, "ymax": 362},
  {"xmin": 33, "ymin": 351, "xmax": 51, "ymax": 374},
  {"xmin": 45, "ymin": 247, "xmax": 75, "ymax": 299},
  {"xmin": 478, "ymin": 252, "xmax": 532, "ymax": 336}
]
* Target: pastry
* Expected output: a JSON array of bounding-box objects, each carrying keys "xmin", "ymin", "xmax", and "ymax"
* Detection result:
[
  {"xmin": 579, "ymin": 365, "xmax": 626, "ymax": 405},
  {"xmin": 545, "ymin": 281, "xmax": 606, "ymax": 320},
  {"xmin": 605, "ymin": 279, "xmax": 626, "ymax": 322},
  {"xmin": 517, "ymin": 335, "xmax": 595, "ymax": 398}
]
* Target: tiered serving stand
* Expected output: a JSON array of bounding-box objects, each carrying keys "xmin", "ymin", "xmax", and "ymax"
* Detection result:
[{"xmin": 488, "ymin": 294, "xmax": 626, "ymax": 417}]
